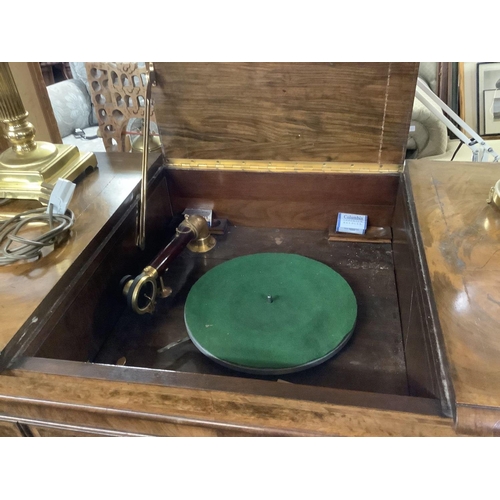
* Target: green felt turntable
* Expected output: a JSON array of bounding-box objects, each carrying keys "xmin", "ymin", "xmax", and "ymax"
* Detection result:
[{"xmin": 184, "ymin": 253, "xmax": 357, "ymax": 375}]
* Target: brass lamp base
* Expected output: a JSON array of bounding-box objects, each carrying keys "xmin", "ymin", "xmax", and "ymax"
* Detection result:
[{"xmin": 0, "ymin": 142, "xmax": 97, "ymax": 200}]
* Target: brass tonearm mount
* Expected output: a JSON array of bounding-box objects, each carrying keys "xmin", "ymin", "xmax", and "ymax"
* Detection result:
[{"xmin": 122, "ymin": 213, "xmax": 215, "ymax": 314}]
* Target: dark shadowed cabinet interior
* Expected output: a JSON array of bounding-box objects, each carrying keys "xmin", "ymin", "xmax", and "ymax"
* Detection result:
[{"xmin": 0, "ymin": 63, "xmax": 499, "ymax": 436}]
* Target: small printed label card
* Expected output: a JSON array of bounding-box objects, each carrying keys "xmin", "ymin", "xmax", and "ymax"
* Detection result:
[{"xmin": 336, "ymin": 212, "xmax": 368, "ymax": 235}]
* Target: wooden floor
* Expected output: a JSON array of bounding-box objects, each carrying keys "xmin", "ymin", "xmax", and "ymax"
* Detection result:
[{"xmin": 94, "ymin": 226, "xmax": 408, "ymax": 396}]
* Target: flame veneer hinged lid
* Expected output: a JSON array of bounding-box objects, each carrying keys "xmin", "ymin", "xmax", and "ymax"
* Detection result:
[{"xmin": 152, "ymin": 62, "xmax": 418, "ymax": 173}]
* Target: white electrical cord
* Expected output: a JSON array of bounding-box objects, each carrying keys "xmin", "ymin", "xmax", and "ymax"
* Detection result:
[{"xmin": 0, "ymin": 203, "xmax": 74, "ymax": 265}]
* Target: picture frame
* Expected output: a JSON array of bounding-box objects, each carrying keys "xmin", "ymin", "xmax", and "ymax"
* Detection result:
[
  {"xmin": 477, "ymin": 62, "xmax": 500, "ymax": 136},
  {"xmin": 483, "ymin": 89, "xmax": 500, "ymax": 135}
]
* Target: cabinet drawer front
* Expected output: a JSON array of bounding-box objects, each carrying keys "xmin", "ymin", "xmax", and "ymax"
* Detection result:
[
  {"xmin": 25, "ymin": 421, "xmax": 253, "ymax": 437},
  {"xmin": 27, "ymin": 424, "xmax": 113, "ymax": 437}
]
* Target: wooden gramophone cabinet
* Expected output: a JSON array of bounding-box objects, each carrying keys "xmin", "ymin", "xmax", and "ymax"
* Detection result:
[{"xmin": 0, "ymin": 63, "xmax": 499, "ymax": 437}]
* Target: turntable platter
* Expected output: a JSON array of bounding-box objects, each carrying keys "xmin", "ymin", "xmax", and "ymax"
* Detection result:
[{"xmin": 184, "ymin": 253, "xmax": 357, "ymax": 375}]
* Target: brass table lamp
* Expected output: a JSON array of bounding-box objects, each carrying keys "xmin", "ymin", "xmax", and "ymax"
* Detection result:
[{"xmin": 0, "ymin": 62, "xmax": 97, "ymax": 200}]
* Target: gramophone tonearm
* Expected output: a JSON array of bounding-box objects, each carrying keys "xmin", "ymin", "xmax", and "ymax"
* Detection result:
[{"xmin": 122, "ymin": 213, "xmax": 215, "ymax": 314}]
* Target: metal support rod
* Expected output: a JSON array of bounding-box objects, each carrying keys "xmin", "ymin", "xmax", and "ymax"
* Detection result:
[{"xmin": 136, "ymin": 62, "xmax": 156, "ymax": 250}]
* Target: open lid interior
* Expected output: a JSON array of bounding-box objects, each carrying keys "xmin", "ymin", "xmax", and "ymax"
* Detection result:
[{"xmin": 151, "ymin": 62, "xmax": 418, "ymax": 168}]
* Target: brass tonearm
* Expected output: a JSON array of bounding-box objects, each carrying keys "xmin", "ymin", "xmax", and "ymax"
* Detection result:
[{"xmin": 122, "ymin": 213, "xmax": 215, "ymax": 314}]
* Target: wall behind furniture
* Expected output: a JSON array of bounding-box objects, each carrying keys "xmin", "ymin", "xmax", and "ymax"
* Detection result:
[{"xmin": 463, "ymin": 62, "xmax": 478, "ymax": 132}]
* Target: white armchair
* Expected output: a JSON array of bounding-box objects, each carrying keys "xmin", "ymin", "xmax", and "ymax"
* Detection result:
[
  {"xmin": 46, "ymin": 62, "xmax": 104, "ymax": 152},
  {"xmin": 407, "ymin": 63, "xmax": 448, "ymax": 159}
]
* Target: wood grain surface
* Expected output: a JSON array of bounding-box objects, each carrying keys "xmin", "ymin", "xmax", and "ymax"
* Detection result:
[
  {"xmin": 4, "ymin": 149, "xmax": 485, "ymax": 435},
  {"xmin": 34, "ymin": 177, "xmax": 174, "ymax": 363},
  {"xmin": 0, "ymin": 153, "xmax": 159, "ymax": 355},
  {"xmin": 166, "ymin": 169, "xmax": 399, "ymax": 230},
  {"xmin": 407, "ymin": 160, "xmax": 500, "ymax": 434},
  {"xmin": 0, "ymin": 359, "xmax": 455, "ymax": 436},
  {"xmin": 0, "ymin": 418, "xmax": 23, "ymax": 436},
  {"xmin": 152, "ymin": 63, "xmax": 418, "ymax": 164},
  {"xmin": 392, "ymin": 181, "xmax": 454, "ymax": 416}
]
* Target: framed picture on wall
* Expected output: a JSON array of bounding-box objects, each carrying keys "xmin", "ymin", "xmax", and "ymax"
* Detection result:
[{"xmin": 477, "ymin": 62, "xmax": 500, "ymax": 136}]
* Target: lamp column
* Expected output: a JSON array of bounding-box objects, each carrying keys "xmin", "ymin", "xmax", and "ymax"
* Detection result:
[{"xmin": 0, "ymin": 62, "xmax": 97, "ymax": 200}]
